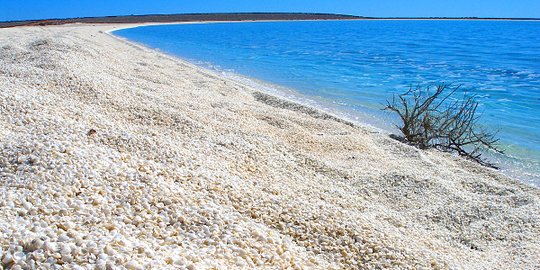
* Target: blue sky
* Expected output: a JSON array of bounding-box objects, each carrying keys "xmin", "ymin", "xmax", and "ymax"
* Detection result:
[{"xmin": 1, "ymin": 1, "xmax": 540, "ymax": 22}]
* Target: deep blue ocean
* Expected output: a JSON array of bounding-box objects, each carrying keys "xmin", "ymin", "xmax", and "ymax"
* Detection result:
[{"xmin": 114, "ymin": 20, "xmax": 540, "ymax": 186}]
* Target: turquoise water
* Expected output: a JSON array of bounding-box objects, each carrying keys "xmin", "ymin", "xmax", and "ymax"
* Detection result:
[{"xmin": 114, "ymin": 20, "xmax": 540, "ymax": 186}]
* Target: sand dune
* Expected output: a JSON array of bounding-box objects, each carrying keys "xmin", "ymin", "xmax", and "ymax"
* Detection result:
[{"xmin": 0, "ymin": 24, "xmax": 539, "ymax": 269}]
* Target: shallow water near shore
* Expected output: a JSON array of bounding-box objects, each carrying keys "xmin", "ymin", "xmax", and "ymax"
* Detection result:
[{"xmin": 114, "ymin": 20, "xmax": 540, "ymax": 186}]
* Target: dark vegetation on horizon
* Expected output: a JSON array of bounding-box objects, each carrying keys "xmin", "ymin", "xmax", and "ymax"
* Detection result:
[
  {"xmin": 1, "ymin": 12, "xmax": 539, "ymax": 28},
  {"xmin": 0, "ymin": 13, "xmax": 361, "ymax": 28},
  {"xmin": 385, "ymin": 84, "xmax": 503, "ymax": 168}
]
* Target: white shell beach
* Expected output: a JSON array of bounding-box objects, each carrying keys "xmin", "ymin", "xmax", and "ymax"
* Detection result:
[{"xmin": 0, "ymin": 23, "xmax": 539, "ymax": 269}]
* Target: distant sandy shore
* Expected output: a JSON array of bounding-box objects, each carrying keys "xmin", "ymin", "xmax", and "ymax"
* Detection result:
[
  {"xmin": 1, "ymin": 12, "xmax": 538, "ymax": 28},
  {"xmin": 0, "ymin": 23, "xmax": 539, "ymax": 269}
]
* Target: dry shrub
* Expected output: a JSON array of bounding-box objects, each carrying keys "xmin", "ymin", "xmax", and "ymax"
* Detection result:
[{"xmin": 385, "ymin": 83, "xmax": 502, "ymax": 168}]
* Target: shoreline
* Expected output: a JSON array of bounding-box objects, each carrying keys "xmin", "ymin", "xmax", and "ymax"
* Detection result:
[
  {"xmin": 0, "ymin": 13, "xmax": 362, "ymax": 28},
  {"xmin": 111, "ymin": 22, "xmax": 540, "ymax": 187},
  {"xmin": 2, "ymin": 13, "xmax": 540, "ymax": 28},
  {"xmin": 1, "ymin": 23, "xmax": 539, "ymax": 269},
  {"xmin": 108, "ymin": 24, "xmax": 391, "ymax": 134}
]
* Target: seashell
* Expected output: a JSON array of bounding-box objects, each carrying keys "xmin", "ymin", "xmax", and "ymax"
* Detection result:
[
  {"xmin": 162, "ymin": 198, "xmax": 172, "ymax": 206},
  {"xmin": 17, "ymin": 155, "xmax": 28, "ymax": 164},
  {"xmin": 106, "ymin": 261, "xmax": 116, "ymax": 270},
  {"xmin": 13, "ymin": 251, "xmax": 25, "ymax": 262},
  {"xmin": 95, "ymin": 259, "xmax": 107, "ymax": 270},
  {"xmin": 58, "ymin": 234, "xmax": 70, "ymax": 242},
  {"xmin": 27, "ymin": 238, "xmax": 44, "ymax": 252},
  {"xmin": 104, "ymin": 245, "xmax": 116, "ymax": 256},
  {"xmin": 11, "ymin": 265, "xmax": 23, "ymax": 270},
  {"xmin": 2, "ymin": 252, "xmax": 13, "ymax": 264},
  {"xmin": 28, "ymin": 155, "xmax": 39, "ymax": 164},
  {"xmin": 86, "ymin": 241, "xmax": 98, "ymax": 251},
  {"xmin": 44, "ymin": 241, "xmax": 57, "ymax": 253},
  {"xmin": 22, "ymin": 200, "xmax": 32, "ymax": 210},
  {"xmin": 103, "ymin": 223, "xmax": 116, "ymax": 231},
  {"xmin": 98, "ymin": 252, "xmax": 109, "ymax": 260},
  {"xmin": 237, "ymin": 249, "xmax": 247, "ymax": 259},
  {"xmin": 125, "ymin": 261, "xmax": 143, "ymax": 270},
  {"xmin": 72, "ymin": 245, "xmax": 82, "ymax": 257},
  {"xmin": 61, "ymin": 244, "xmax": 72, "ymax": 256}
]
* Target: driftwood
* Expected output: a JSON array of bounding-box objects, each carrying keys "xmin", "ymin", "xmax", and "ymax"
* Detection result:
[{"xmin": 385, "ymin": 83, "xmax": 502, "ymax": 168}]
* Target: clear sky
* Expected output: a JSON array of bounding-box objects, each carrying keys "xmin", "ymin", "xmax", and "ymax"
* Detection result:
[{"xmin": 1, "ymin": 0, "xmax": 540, "ymax": 22}]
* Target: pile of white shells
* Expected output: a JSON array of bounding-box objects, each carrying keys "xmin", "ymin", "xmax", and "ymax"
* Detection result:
[{"xmin": 0, "ymin": 24, "xmax": 538, "ymax": 269}]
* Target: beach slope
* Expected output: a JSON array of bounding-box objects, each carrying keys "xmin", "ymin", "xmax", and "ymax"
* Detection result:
[{"xmin": 0, "ymin": 24, "xmax": 539, "ymax": 269}]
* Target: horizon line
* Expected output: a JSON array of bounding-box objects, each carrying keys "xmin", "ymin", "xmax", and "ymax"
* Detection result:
[{"xmin": 1, "ymin": 12, "xmax": 539, "ymax": 25}]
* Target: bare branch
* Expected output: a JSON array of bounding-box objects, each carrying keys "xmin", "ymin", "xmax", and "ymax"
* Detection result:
[{"xmin": 384, "ymin": 84, "xmax": 502, "ymax": 168}]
